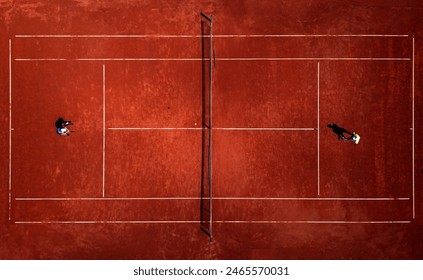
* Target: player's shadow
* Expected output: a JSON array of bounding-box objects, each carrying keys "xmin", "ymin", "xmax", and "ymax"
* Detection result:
[
  {"xmin": 55, "ymin": 117, "xmax": 64, "ymax": 128},
  {"xmin": 327, "ymin": 123, "xmax": 353, "ymax": 140}
]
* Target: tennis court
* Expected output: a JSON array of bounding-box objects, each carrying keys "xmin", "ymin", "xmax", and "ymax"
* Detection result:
[{"xmin": 0, "ymin": 0, "xmax": 422, "ymax": 259}]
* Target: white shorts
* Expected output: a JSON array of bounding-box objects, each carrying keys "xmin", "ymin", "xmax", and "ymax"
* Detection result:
[{"xmin": 58, "ymin": 127, "xmax": 68, "ymax": 134}]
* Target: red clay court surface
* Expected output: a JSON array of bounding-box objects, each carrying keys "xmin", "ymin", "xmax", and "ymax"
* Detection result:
[{"xmin": 0, "ymin": 1, "xmax": 423, "ymax": 259}]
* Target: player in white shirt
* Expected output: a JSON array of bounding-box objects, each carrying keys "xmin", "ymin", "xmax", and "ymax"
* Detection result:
[
  {"xmin": 55, "ymin": 118, "xmax": 73, "ymax": 136},
  {"xmin": 327, "ymin": 124, "xmax": 360, "ymax": 144}
]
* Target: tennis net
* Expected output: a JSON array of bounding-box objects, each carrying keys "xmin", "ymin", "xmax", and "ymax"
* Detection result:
[{"xmin": 200, "ymin": 12, "xmax": 213, "ymax": 242}]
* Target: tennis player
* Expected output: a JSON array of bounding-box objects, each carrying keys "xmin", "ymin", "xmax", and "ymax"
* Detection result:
[
  {"xmin": 351, "ymin": 132, "xmax": 360, "ymax": 144},
  {"xmin": 57, "ymin": 126, "xmax": 70, "ymax": 136},
  {"xmin": 327, "ymin": 124, "xmax": 360, "ymax": 144},
  {"xmin": 55, "ymin": 118, "xmax": 74, "ymax": 136}
]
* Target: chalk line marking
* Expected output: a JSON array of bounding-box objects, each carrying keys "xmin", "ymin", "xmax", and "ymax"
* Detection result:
[
  {"xmin": 14, "ymin": 220, "xmax": 412, "ymax": 224},
  {"xmin": 14, "ymin": 57, "xmax": 411, "ymax": 62},
  {"xmin": 15, "ymin": 34, "xmax": 410, "ymax": 38},
  {"xmin": 16, "ymin": 35, "xmax": 202, "ymax": 38},
  {"xmin": 215, "ymin": 34, "xmax": 410, "ymax": 38},
  {"xmin": 15, "ymin": 58, "xmax": 203, "ymax": 61},
  {"xmin": 15, "ymin": 221, "xmax": 199, "ymax": 224},
  {"xmin": 108, "ymin": 127, "xmax": 203, "ymax": 131},
  {"xmin": 16, "ymin": 197, "xmax": 201, "ymax": 201},
  {"xmin": 209, "ymin": 15, "xmax": 214, "ymax": 240},
  {"xmin": 107, "ymin": 127, "xmax": 315, "ymax": 131},
  {"xmin": 412, "ymin": 37, "xmax": 415, "ymax": 219},
  {"xmin": 215, "ymin": 220, "xmax": 412, "ymax": 224},
  {"xmin": 214, "ymin": 127, "xmax": 315, "ymax": 131},
  {"xmin": 9, "ymin": 39, "xmax": 12, "ymax": 221},
  {"xmin": 215, "ymin": 197, "xmax": 410, "ymax": 201},
  {"xmin": 15, "ymin": 197, "xmax": 410, "ymax": 201},
  {"xmin": 217, "ymin": 57, "xmax": 411, "ymax": 61},
  {"xmin": 317, "ymin": 62, "xmax": 320, "ymax": 196},
  {"xmin": 102, "ymin": 64, "xmax": 106, "ymax": 198}
]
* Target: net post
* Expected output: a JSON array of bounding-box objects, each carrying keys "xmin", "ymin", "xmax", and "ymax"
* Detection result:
[{"xmin": 200, "ymin": 12, "xmax": 212, "ymax": 23}]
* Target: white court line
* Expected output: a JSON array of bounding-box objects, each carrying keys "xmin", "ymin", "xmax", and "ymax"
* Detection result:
[
  {"xmin": 215, "ymin": 220, "xmax": 412, "ymax": 224},
  {"xmin": 412, "ymin": 37, "xmax": 415, "ymax": 219},
  {"xmin": 14, "ymin": 220, "xmax": 411, "ymax": 224},
  {"xmin": 214, "ymin": 197, "xmax": 410, "ymax": 201},
  {"xmin": 9, "ymin": 39, "xmax": 12, "ymax": 221},
  {"xmin": 102, "ymin": 64, "xmax": 106, "ymax": 198},
  {"xmin": 15, "ymin": 35, "xmax": 203, "ymax": 38},
  {"xmin": 15, "ymin": 34, "xmax": 410, "ymax": 38},
  {"xmin": 15, "ymin": 197, "xmax": 410, "ymax": 201},
  {"xmin": 108, "ymin": 127, "xmax": 203, "ymax": 130},
  {"xmin": 15, "ymin": 58, "xmax": 69, "ymax": 61},
  {"xmin": 77, "ymin": 58, "xmax": 202, "ymax": 61},
  {"xmin": 15, "ymin": 58, "xmax": 203, "ymax": 61},
  {"xmin": 215, "ymin": 34, "xmax": 410, "ymax": 38},
  {"xmin": 16, "ymin": 197, "xmax": 201, "ymax": 201},
  {"xmin": 209, "ymin": 16, "xmax": 214, "ymax": 239},
  {"xmin": 108, "ymin": 127, "xmax": 314, "ymax": 131},
  {"xmin": 15, "ymin": 221, "xmax": 199, "ymax": 224},
  {"xmin": 317, "ymin": 62, "xmax": 320, "ymax": 196},
  {"xmin": 14, "ymin": 57, "xmax": 411, "ymax": 61},
  {"xmin": 214, "ymin": 127, "xmax": 315, "ymax": 131},
  {"xmin": 217, "ymin": 57, "xmax": 411, "ymax": 61}
]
